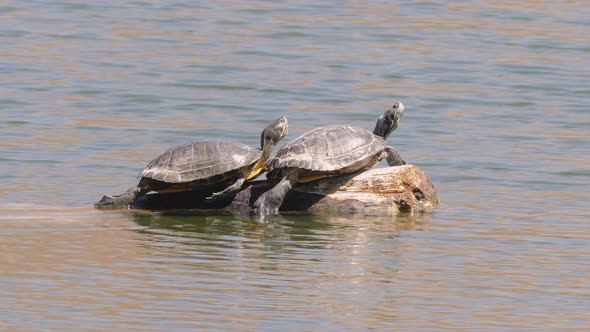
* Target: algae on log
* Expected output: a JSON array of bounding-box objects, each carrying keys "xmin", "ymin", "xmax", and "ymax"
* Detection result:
[{"xmin": 132, "ymin": 165, "xmax": 438, "ymax": 216}]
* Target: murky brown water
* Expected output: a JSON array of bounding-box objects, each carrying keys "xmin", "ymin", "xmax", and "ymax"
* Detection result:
[{"xmin": 1, "ymin": 1, "xmax": 589, "ymax": 331}]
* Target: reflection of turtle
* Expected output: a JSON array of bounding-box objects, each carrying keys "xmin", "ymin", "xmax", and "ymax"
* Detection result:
[
  {"xmin": 96, "ymin": 116, "xmax": 288, "ymax": 209},
  {"xmin": 254, "ymin": 103, "xmax": 406, "ymax": 216}
]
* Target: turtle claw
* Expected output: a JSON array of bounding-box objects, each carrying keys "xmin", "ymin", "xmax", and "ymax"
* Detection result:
[
  {"xmin": 253, "ymin": 192, "xmax": 281, "ymax": 217},
  {"xmin": 205, "ymin": 178, "xmax": 246, "ymax": 201},
  {"xmin": 253, "ymin": 171, "xmax": 298, "ymax": 218},
  {"xmin": 205, "ymin": 192, "xmax": 224, "ymax": 201}
]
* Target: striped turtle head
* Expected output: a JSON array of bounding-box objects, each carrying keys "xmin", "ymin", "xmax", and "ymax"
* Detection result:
[
  {"xmin": 260, "ymin": 116, "xmax": 288, "ymax": 161},
  {"xmin": 373, "ymin": 102, "xmax": 404, "ymax": 140}
]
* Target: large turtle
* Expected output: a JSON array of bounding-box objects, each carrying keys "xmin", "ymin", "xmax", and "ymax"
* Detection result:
[
  {"xmin": 96, "ymin": 116, "xmax": 288, "ymax": 209},
  {"xmin": 254, "ymin": 103, "xmax": 405, "ymax": 216}
]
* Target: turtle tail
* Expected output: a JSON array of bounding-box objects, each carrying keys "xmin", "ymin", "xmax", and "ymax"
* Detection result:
[{"xmin": 95, "ymin": 187, "xmax": 143, "ymax": 209}]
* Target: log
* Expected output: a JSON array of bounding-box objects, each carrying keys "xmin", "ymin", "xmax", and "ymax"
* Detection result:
[{"xmin": 132, "ymin": 165, "xmax": 438, "ymax": 216}]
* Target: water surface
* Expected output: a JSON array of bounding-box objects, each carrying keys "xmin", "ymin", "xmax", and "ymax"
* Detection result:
[{"xmin": 1, "ymin": 1, "xmax": 589, "ymax": 331}]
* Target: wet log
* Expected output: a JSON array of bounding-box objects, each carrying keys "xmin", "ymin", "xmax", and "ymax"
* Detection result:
[{"xmin": 133, "ymin": 165, "xmax": 438, "ymax": 216}]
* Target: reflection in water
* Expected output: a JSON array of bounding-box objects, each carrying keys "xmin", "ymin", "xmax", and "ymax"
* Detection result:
[
  {"xmin": 125, "ymin": 211, "xmax": 433, "ymax": 330},
  {"xmin": 132, "ymin": 210, "xmax": 430, "ymax": 254}
]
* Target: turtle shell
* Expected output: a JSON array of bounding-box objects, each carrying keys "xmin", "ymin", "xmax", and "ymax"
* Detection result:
[
  {"xmin": 140, "ymin": 140, "xmax": 261, "ymax": 184},
  {"xmin": 269, "ymin": 125, "xmax": 386, "ymax": 172}
]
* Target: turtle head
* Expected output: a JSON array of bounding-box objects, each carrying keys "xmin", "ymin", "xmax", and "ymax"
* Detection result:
[
  {"xmin": 260, "ymin": 115, "xmax": 288, "ymax": 161},
  {"xmin": 373, "ymin": 102, "xmax": 404, "ymax": 140}
]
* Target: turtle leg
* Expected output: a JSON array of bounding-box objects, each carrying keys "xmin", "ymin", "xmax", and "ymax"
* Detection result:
[
  {"xmin": 95, "ymin": 187, "xmax": 144, "ymax": 209},
  {"xmin": 385, "ymin": 146, "xmax": 407, "ymax": 166},
  {"xmin": 254, "ymin": 170, "xmax": 300, "ymax": 217},
  {"xmin": 206, "ymin": 177, "xmax": 246, "ymax": 201}
]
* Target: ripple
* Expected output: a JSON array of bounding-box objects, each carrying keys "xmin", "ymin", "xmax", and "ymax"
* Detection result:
[{"xmin": 559, "ymin": 170, "xmax": 590, "ymax": 177}]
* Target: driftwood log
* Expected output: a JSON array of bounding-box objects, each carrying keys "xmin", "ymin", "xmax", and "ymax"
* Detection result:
[{"xmin": 132, "ymin": 165, "xmax": 438, "ymax": 216}]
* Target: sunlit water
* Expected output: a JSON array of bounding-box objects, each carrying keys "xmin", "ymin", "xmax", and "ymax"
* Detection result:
[{"xmin": 1, "ymin": 1, "xmax": 589, "ymax": 331}]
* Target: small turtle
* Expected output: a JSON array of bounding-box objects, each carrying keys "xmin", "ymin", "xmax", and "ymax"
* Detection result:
[
  {"xmin": 254, "ymin": 103, "xmax": 405, "ymax": 216},
  {"xmin": 96, "ymin": 116, "xmax": 288, "ymax": 209}
]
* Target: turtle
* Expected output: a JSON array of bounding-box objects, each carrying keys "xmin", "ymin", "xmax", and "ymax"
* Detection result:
[
  {"xmin": 254, "ymin": 102, "xmax": 406, "ymax": 216},
  {"xmin": 96, "ymin": 116, "xmax": 288, "ymax": 209}
]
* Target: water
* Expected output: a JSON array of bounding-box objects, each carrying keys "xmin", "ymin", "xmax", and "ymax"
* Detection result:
[{"xmin": 1, "ymin": 1, "xmax": 589, "ymax": 330}]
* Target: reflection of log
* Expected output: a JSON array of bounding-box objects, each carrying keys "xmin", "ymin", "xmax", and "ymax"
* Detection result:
[{"xmin": 133, "ymin": 165, "xmax": 438, "ymax": 216}]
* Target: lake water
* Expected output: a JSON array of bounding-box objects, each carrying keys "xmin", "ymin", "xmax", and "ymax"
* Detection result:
[{"xmin": 1, "ymin": 1, "xmax": 589, "ymax": 331}]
